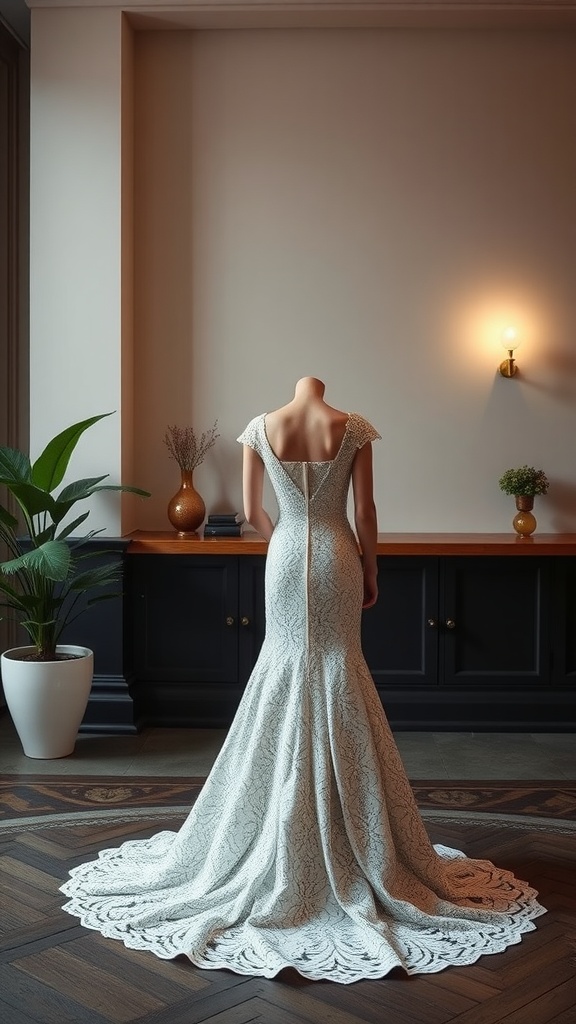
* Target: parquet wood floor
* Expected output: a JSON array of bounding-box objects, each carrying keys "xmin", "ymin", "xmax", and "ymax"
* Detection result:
[
  {"xmin": 2, "ymin": 777, "xmax": 576, "ymax": 823},
  {"xmin": 1, "ymin": 815, "xmax": 574, "ymax": 1024}
]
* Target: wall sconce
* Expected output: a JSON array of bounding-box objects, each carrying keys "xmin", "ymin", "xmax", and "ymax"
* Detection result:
[{"xmin": 499, "ymin": 327, "xmax": 520, "ymax": 378}]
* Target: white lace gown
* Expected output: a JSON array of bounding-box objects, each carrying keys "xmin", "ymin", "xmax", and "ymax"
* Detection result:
[{"xmin": 61, "ymin": 412, "xmax": 546, "ymax": 984}]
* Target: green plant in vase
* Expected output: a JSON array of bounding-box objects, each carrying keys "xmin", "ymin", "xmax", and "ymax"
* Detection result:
[
  {"xmin": 0, "ymin": 412, "xmax": 150, "ymax": 758},
  {"xmin": 498, "ymin": 465, "xmax": 549, "ymax": 536}
]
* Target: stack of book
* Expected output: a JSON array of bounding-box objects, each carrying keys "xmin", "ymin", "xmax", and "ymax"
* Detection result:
[{"xmin": 203, "ymin": 513, "xmax": 244, "ymax": 538}]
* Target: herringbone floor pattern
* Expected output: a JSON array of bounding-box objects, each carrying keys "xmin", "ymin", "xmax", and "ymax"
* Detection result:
[{"xmin": 1, "ymin": 815, "xmax": 575, "ymax": 1023}]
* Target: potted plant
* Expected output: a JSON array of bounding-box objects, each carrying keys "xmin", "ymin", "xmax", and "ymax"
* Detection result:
[
  {"xmin": 498, "ymin": 465, "xmax": 549, "ymax": 536},
  {"xmin": 0, "ymin": 413, "xmax": 149, "ymax": 758}
]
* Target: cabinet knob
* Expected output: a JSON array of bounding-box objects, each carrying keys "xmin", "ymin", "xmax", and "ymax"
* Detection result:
[
  {"xmin": 446, "ymin": 618, "xmax": 456, "ymax": 630},
  {"xmin": 241, "ymin": 616, "xmax": 250, "ymax": 627},
  {"xmin": 427, "ymin": 618, "xmax": 438, "ymax": 628},
  {"xmin": 226, "ymin": 616, "xmax": 235, "ymax": 627}
]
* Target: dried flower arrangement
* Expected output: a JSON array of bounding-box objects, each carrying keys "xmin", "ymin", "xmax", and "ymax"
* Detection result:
[
  {"xmin": 163, "ymin": 421, "xmax": 220, "ymax": 472},
  {"xmin": 498, "ymin": 465, "xmax": 549, "ymax": 497}
]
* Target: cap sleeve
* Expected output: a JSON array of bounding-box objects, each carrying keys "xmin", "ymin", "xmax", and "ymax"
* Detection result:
[
  {"xmin": 236, "ymin": 414, "xmax": 263, "ymax": 454},
  {"xmin": 352, "ymin": 413, "xmax": 381, "ymax": 449}
]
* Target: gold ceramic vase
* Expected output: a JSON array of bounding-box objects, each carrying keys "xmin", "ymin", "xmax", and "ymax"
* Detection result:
[
  {"xmin": 512, "ymin": 494, "xmax": 537, "ymax": 537},
  {"xmin": 167, "ymin": 470, "xmax": 206, "ymax": 535}
]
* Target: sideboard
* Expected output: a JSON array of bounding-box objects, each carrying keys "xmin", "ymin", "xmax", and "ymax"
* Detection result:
[{"xmin": 77, "ymin": 532, "xmax": 576, "ymax": 733}]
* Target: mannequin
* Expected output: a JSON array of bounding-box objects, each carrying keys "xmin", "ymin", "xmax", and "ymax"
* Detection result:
[{"xmin": 242, "ymin": 377, "xmax": 378, "ymax": 608}]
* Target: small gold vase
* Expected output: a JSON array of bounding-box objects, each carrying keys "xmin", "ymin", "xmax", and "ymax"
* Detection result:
[
  {"xmin": 167, "ymin": 470, "xmax": 206, "ymax": 535},
  {"xmin": 512, "ymin": 494, "xmax": 536, "ymax": 537}
]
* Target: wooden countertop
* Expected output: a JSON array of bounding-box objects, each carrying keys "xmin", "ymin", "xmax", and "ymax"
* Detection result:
[{"xmin": 125, "ymin": 531, "xmax": 576, "ymax": 556}]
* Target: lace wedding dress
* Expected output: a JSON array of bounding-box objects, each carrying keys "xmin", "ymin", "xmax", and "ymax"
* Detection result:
[{"xmin": 61, "ymin": 412, "xmax": 545, "ymax": 983}]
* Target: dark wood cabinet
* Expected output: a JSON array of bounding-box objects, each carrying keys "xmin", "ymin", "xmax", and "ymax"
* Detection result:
[
  {"xmin": 362, "ymin": 556, "xmax": 551, "ymax": 689},
  {"xmin": 123, "ymin": 546, "xmax": 575, "ymax": 731},
  {"xmin": 128, "ymin": 554, "xmax": 266, "ymax": 726},
  {"xmin": 131, "ymin": 556, "xmax": 239, "ymax": 684},
  {"xmin": 550, "ymin": 557, "xmax": 576, "ymax": 688},
  {"xmin": 361, "ymin": 557, "xmax": 439, "ymax": 688},
  {"xmin": 440, "ymin": 557, "xmax": 551, "ymax": 690},
  {"xmin": 69, "ymin": 534, "xmax": 576, "ymax": 732},
  {"xmin": 238, "ymin": 556, "xmax": 267, "ymax": 682},
  {"xmin": 360, "ymin": 555, "xmax": 569, "ymax": 729}
]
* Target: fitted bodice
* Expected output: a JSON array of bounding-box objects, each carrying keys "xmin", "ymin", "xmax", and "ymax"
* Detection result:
[
  {"xmin": 240, "ymin": 411, "xmax": 380, "ymax": 524},
  {"xmin": 237, "ymin": 413, "xmax": 382, "ymax": 658}
]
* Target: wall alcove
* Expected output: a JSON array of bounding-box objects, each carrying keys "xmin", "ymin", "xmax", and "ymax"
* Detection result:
[
  {"xmin": 28, "ymin": 0, "xmax": 576, "ymax": 539},
  {"xmin": 25, "ymin": 1, "xmax": 576, "ymax": 732}
]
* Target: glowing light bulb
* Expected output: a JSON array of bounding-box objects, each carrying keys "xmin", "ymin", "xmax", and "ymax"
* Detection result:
[
  {"xmin": 501, "ymin": 326, "xmax": 520, "ymax": 351},
  {"xmin": 499, "ymin": 327, "xmax": 520, "ymax": 378}
]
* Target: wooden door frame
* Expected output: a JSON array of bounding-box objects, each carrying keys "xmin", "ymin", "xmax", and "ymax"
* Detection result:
[{"xmin": 0, "ymin": 21, "xmax": 29, "ymax": 662}]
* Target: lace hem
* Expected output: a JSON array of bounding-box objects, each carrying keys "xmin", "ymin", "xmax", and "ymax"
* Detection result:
[{"xmin": 60, "ymin": 842, "xmax": 546, "ymax": 985}]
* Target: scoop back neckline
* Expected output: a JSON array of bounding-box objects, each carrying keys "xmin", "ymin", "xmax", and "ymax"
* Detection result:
[{"xmin": 262, "ymin": 413, "xmax": 352, "ymax": 465}]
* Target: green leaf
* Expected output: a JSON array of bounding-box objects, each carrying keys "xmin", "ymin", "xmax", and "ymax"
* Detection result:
[
  {"xmin": 6, "ymin": 482, "xmax": 58, "ymax": 521},
  {"xmin": 50, "ymin": 480, "xmax": 149, "ymax": 526},
  {"xmin": 34, "ymin": 525, "xmax": 57, "ymax": 547},
  {"xmin": 56, "ymin": 476, "xmax": 109, "ymax": 504},
  {"xmin": 0, "ymin": 446, "xmax": 31, "ymax": 484},
  {"xmin": 50, "ymin": 476, "xmax": 110, "ymax": 526},
  {"xmin": 0, "ymin": 504, "xmax": 18, "ymax": 531},
  {"xmin": 56, "ymin": 512, "xmax": 91, "ymax": 541},
  {"xmin": 68, "ymin": 529, "xmax": 104, "ymax": 552},
  {"xmin": 31, "ymin": 413, "xmax": 114, "ymax": 493},
  {"xmin": 1, "ymin": 591, "xmax": 43, "ymax": 612},
  {"xmin": 93, "ymin": 484, "xmax": 151, "ymax": 498},
  {"xmin": 68, "ymin": 563, "xmax": 122, "ymax": 591},
  {"xmin": 1, "ymin": 540, "xmax": 71, "ymax": 582},
  {"xmin": 86, "ymin": 592, "xmax": 120, "ymax": 608},
  {"xmin": 19, "ymin": 618, "xmax": 58, "ymax": 652},
  {"xmin": 0, "ymin": 578, "xmax": 30, "ymax": 611}
]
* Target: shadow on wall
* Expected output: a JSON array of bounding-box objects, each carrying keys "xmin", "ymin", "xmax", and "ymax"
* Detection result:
[
  {"xmin": 515, "ymin": 350, "xmax": 576, "ymax": 530},
  {"xmin": 548, "ymin": 481, "xmax": 576, "ymax": 533},
  {"xmin": 209, "ymin": 441, "xmax": 241, "ymax": 516},
  {"xmin": 522, "ymin": 349, "xmax": 576, "ymax": 407}
]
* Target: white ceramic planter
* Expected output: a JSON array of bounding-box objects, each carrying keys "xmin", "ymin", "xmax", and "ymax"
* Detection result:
[{"xmin": 1, "ymin": 645, "xmax": 94, "ymax": 759}]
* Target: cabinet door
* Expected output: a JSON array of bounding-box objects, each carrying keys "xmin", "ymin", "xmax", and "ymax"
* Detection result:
[
  {"xmin": 131, "ymin": 555, "xmax": 239, "ymax": 683},
  {"xmin": 550, "ymin": 559, "xmax": 576, "ymax": 687},
  {"xmin": 361, "ymin": 557, "xmax": 439, "ymax": 689},
  {"xmin": 440, "ymin": 557, "xmax": 551, "ymax": 689},
  {"xmin": 238, "ymin": 556, "xmax": 266, "ymax": 683}
]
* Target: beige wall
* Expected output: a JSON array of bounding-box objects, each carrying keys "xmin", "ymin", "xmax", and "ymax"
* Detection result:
[
  {"xmin": 30, "ymin": 18, "xmax": 576, "ymax": 533},
  {"xmin": 133, "ymin": 27, "xmax": 576, "ymax": 533},
  {"xmin": 29, "ymin": 7, "xmax": 127, "ymax": 533}
]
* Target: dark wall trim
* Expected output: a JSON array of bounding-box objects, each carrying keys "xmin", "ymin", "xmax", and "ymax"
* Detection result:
[
  {"xmin": 62, "ymin": 539, "xmax": 140, "ymax": 734},
  {"xmin": 0, "ymin": 21, "xmax": 28, "ymax": 666},
  {"xmin": 0, "ymin": 2, "xmax": 30, "ymax": 49}
]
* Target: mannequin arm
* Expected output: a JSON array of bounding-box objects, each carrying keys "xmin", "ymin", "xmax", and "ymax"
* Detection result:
[
  {"xmin": 242, "ymin": 446, "xmax": 275, "ymax": 542},
  {"xmin": 351, "ymin": 442, "xmax": 378, "ymax": 608}
]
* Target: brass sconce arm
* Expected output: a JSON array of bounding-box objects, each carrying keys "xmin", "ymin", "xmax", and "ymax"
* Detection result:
[
  {"xmin": 499, "ymin": 327, "xmax": 519, "ymax": 378},
  {"xmin": 499, "ymin": 349, "xmax": 518, "ymax": 377}
]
